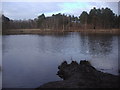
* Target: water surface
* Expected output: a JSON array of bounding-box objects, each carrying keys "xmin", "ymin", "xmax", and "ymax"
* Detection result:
[
  {"xmin": 2, "ymin": 32, "xmax": 118, "ymax": 88},
  {"xmin": 0, "ymin": 35, "xmax": 2, "ymax": 89}
]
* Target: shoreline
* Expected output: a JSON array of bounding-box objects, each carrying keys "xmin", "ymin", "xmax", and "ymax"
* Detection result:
[
  {"xmin": 2, "ymin": 29, "xmax": 120, "ymax": 35},
  {"xmin": 37, "ymin": 60, "xmax": 119, "ymax": 88}
]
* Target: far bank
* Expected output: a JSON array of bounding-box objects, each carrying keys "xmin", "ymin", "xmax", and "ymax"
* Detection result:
[{"xmin": 2, "ymin": 29, "xmax": 120, "ymax": 35}]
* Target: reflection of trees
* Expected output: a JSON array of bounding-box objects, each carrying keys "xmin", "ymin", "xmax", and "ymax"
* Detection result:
[
  {"xmin": 38, "ymin": 32, "xmax": 69, "ymax": 38},
  {"xmin": 118, "ymin": 36, "xmax": 120, "ymax": 71},
  {"xmin": 37, "ymin": 33, "xmax": 113, "ymax": 56},
  {"xmin": 37, "ymin": 33, "xmax": 69, "ymax": 54},
  {"xmin": 80, "ymin": 34, "xmax": 113, "ymax": 56},
  {"xmin": 2, "ymin": 36, "xmax": 12, "ymax": 53},
  {"xmin": 79, "ymin": 34, "xmax": 89, "ymax": 54},
  {"xmin": 88, "ymin": 35, "xmax": 113, "ymax": 55}
]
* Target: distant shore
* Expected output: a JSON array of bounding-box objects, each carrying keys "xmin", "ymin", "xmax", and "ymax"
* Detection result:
[{"xmin": 2, "ymin": 29, "xmax": 120, "ymax": 35}]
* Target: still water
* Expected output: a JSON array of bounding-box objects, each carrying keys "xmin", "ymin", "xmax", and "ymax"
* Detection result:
[
  {"xmin": 2, "ymin": 32, "xmax": 118, "ymax": 88},
  {"xmin": 0, "ymin": 35, "xmax": 2, "ymax": 89}
]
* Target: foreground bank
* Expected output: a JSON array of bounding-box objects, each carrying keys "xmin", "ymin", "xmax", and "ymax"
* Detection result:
[
  {"xmin": 3, "ymin": 29, "xmax": 120, "ymax": 35},
  {"xmin": 37, "ymin": 60, "xmax": 119, "ymax": 88}
]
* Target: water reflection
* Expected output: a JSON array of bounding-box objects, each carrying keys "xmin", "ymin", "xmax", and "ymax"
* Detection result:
[
  {"xmin": 118, "ymin": 36, "xmax": 120, "ymax": 74},
  {"xmin": 37, "ymin": 32, "xmax": 69, "ymax": 38},
  {"xmin": 0, "ymin": 35, "xmax": 2, "ymax": 89},
  {"xmin": 2, "ymin": 33, "xmax": 118, "ymax": 88},
  {"xmin": 80, "ymin": 34, "xmax": 113, "ymax": 56}
]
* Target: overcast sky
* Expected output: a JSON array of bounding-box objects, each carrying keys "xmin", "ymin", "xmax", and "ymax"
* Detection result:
[{"xmin": 2, "ymin": 2, "xmax": 119, "ymax": 20}]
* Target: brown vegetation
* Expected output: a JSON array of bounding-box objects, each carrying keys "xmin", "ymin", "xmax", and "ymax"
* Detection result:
[{"xmin": 3, "ymin": 29, "xmax": 120, "ymax": 35}]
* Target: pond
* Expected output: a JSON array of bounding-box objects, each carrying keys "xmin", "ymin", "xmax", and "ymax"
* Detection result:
[
  {"xmin": 0, "ymin": 35, "xmax": 2, "ymax": 89},
  {"xmin": 2, "ymin": 32, "xmax": 119, "ymax": 88}
]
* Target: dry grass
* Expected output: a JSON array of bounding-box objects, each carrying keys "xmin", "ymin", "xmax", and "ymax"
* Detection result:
[{"xmin": 3, "ymin": 29, "xmax": 120, "ymax": 35}]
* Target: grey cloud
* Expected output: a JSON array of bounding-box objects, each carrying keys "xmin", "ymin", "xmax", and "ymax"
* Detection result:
[
  {"xmin": 2, "ymin": 2, "xmax": 119, "ymax": 20},
  {"xmin": 2, "ymin": 2, "xmax": 63, "ymax": 19}
]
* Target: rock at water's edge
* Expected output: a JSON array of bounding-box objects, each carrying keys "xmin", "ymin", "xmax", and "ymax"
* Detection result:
[{"xmin": 37, "ymin": 60, "xmax": 119, "ymax": 88}]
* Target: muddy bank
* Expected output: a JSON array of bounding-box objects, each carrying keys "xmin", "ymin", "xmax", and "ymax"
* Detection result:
[{"xmin": 37, "ymin": 60, "xmax": 119, "ymax": 88}]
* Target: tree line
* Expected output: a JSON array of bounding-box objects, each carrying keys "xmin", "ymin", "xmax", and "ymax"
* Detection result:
[
  {"xmin": 79, "ymin": 7, "xmax": 120, "ymax": 29},
  {"xmin": 2, "ymin": 7, "xmax": 120, "ymax": 31}
]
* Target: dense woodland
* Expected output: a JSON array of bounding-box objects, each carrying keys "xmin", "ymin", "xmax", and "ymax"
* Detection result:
[{"xmin": 2, "ymin": 7, "xmax": 120, "ymax": 31}]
